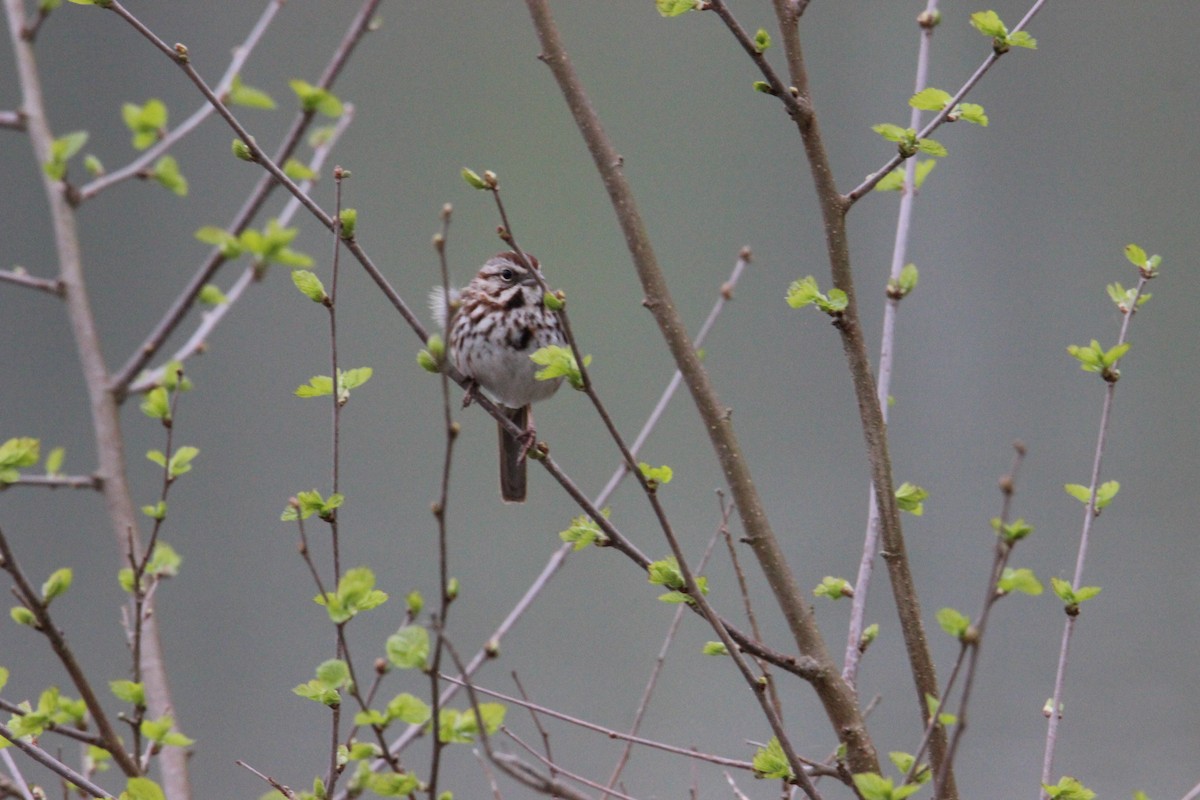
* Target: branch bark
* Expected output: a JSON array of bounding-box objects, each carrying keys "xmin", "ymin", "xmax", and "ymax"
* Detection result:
[
  {"xmin": 2, "ymin": 4, "xmax": 188, "ymax": 798},
  {"xmin": 524, "ymin": 0, "xmax": 878, "ymax": 776}
]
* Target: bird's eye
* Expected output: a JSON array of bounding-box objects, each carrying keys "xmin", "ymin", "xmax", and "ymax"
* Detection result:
[{"xmin": 500, "ymin": 268, "xmax": 515, "ymax": 282}]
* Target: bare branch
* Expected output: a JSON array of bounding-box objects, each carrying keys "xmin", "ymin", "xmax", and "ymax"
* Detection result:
[
  {"xmin": 0, "ymin": 268, "xmax": 63, "ymax": 296},
  {"xmin": 0, "ymin": 723, "xmax": 114, "ymax": 799}
]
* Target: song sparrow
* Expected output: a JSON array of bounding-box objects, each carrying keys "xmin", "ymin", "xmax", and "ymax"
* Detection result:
[{"xmin": 431, "ymin": 252, "xmax": 567, "ymax": 502}]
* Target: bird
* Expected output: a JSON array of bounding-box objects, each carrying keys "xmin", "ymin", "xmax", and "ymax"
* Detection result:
[{"xmin": 431, "ymin": 252, "xmax": 567, "ymax": 502}]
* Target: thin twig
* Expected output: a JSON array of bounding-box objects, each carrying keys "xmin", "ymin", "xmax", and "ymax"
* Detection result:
[
  {"xmin": 0, "ymin": 699, "xmax": 107, "ymax": 749},
  {"xmin": 525, "ymin": 1, "xmax": 875, "ymax": 776},
  {"xmin": 77, "ymin": 0, "xmax": 286, "ymax": 202},
  {"xmin": 427, "ymin": 203, "xmax": 457, "ymax": 800},
  {"xmin": 603, "ymin": 515, "xmax": 731, "ymax": 798},
  {"xmin": 127, "ymin": 107, "xmax": 354, "ymax": 394},
  {"xmin": 236, "ymin": 759, "xmax": 299, "ymax": 800},
  {"xmin": 847, "ymin": 0, "xmax": 1050, "ymax": 202},
  {"xmin": 503, "ymin": 727, "xmax": 643, "ymax": 800},
  {"xmin": 1040, "ymin": 270, "xmax": 1154, "ymax": 794},
  {"xmin": 107, "ymin": 0, "xmax": 383, "ymax": 398},
  {"xmin": 0, "ymin": 474, "xmax": 100, "ymax": 491},
  {"xmin": 0, "ymin": 724, "xmax": 114, "ymax": 799},
  {"xmin": 844, "ymin": 0, "xmax": 941, "ymax": 688},
  {"xmin": 0, "ymin": 268, "xmax": 63, "ymax": 296},
  {"xmin": 0, "ymin": 528, "xmax": 139, "ymax": 778},
  {"xmin": 0, "ymin": 749, "xmax": 33, "ymax": 800},
  {"xmin": 0, "ymin": 109, "xmax": 24, "ymax": 130}
]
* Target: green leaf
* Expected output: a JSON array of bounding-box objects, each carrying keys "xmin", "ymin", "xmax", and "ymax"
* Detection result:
[
  {"xmin": 656, "ymin": 0, "xmax": 698, "ymax": 17},
  {"xmin": 120, "ymin": 777, "xmax": 166, "ymax": 800},
  {"xmin": 315, "ymin": 659, "xmax": 351, "ymax": 689},
  {"xmin": 1007, "ymin": 30, "xmax": 1037, "ymax": 49},
  {"xmin": 1124, "ymin": 243, "xmax": 1148, "ymax": 268},
  {"xmin": 289, "ymin": 79, "xmax": 343, "ymax": 117},
  {"xmin": 438, "ymin": 704, "xmax": 506, "ymax": 743},
  {"xmin": 646, "ymin": 556, "xmax": 685, "ymax": 590},
  {"xmin": 295, "ymin": 375, "xmax": 334, "ymax": 398},
  {"xmin": 122, "ymin": 99, "xmax": 167, "ymax": 150},
  {"xmin": 387, "ymin": 692, "xmax": 431, "ymax": 725},
  {"xmin": 386, "ymin": 625, "xmax": 430, "ymax": 670},
  {"xmin": 84, "ymin": 153, "xmax": 104, "ymax": 175},
  {"xmin": 894, "ymin": 482, "xmax": 929, "ymax": 515},
  {"xmin": 195, "ymin": 225, "xmax": 243, "ymax": 258},
  {"xmin": 752, "ymin": 736, "xmax": 793, "ymax": 780},
  {"xmin": 10, "ymin": 606, "xmax": 36, "ymax": 626},
  {"xmin": 638, "ymin": 462, "xmax": 673, "ymax": 487},
  {"xmin": 936, "ymin": 607, "xmax": 970, "ymax": 639},
  {"xmin": 292, "ymin": 269, "xmax": 328, "ymax": 303},
  {"xmin": 909, "ymin": 87, "xmax": 952, "ymax": 111},
  {"xmin": 894, "ymin": 262, "xmax": 920, "ymax": 296},
  {"xmin": 45, "ymin": 444, "xmax": 67, "ymax": 475},
  {"xmin": 340, "ymin": 367, "xmax": 373, "ymax": 391},
  {"xmin": 0, "ymin": 437, "xmax": 40, "ymax": 482},
  {"xmin": 559, "ymin": 513, "xmax": 609, "ymax": 550},
  {"xmin": 969, "ymin": 10, "xmax": 1008, "ymax": 38},
  {"xmin": 167, "ymin": 446, "xmax": 199, "ymax": 478},
  {"xmin": 0, "ymin": 667, "xmax": 8, "ymax": 693},
  {"xmin": 41, "ymin": 567, "xmax": 73, "ymax": 602},
  {"xmin": 315, "ymin": 567, "xmax": 387, "ymax": 623},
  {"xmin": 147, "ymin": 542, "xmax": 182, "ymax": 577},
  {"xmin": 872, "ymin": 123, "xmax": 911, "ymax": 143},
  {"xmin": 813, "ymin": 576, "xmax": 853, "ymax": 600},
  {"xmin": 752, "ymin": 80, "xmax": 773, "ymax": 94},
  {"xmin": 1043, "ymin": 776, "xmax": 1096, "ymax": 800},
  {"xmin": 460, "ymin": 167, "xmax": 488, "ymax": 189},
  {"xmin": 366, "ymin": 772, "xmax": 421, "ymax": 797},
  {"xmin": 529, "ymin": 345, "xmax": 589, "ymax": 390},
  {"xmin": 140, "ymin": 386, "xmax": 171, "ymax": 420},
  {"xmin": 231, "ymin": 137, "xmax": 254, "ymax": 161},
  {"xmin": 146, "ymin": 449, "xmax": 167, "ymax": 468},
  {"xmin": 339, "ymin": 208, "xmax": 357, "ymax": 239},
  {"xmin": 228, "ymin": 74, "xmax": 276, "ymax": 109},
  {"xmin": 198, "ymin": 284, "xmax": 228, "ymax": 305},
  {"xmin": 955, "ymin": 102, "xmax": 989, "ymax": 126},
  {"xmin": 406, "ymin": 590, "xmax": 424, "ymax": 616},
  {"xmin": 915, "ymin": 137, "xmax": 947, "ymax": 157},
  {"xmin": 785, "ymin": 276, "xmax": 821, "ymax": 308},
  {"xmin": 151, "ymin": 155, "xmax": 188, "ymax": 196},
  {"xmin": 140, "ymin": 715, "xmax": 193, "ymax": 747},
  {"xmin": 753, "ymin": 28, "xmax": 771, "ymax": 53},
  {"xmin": 701, "ymin": 641, "xmax": 728, "ymax": 656},
  {"xmin": 110, "ymin": 679, "xmax": 146, "ymax": 706},
  {"xmin": 44, "ymin": 130, "xmax": 89, "ymax": 180},
  {"xmin": 293, "ymin": 678, "xmax": 340, "ymax": 706},
  {"xmin": 889, "ymin": 752, "xmax": 929, "ymax": 784},
  {"xmin": 1095, "ymin": 480, "xmax": 1120, "ymax": 509},
  {"xmin": 283, "ymin": 158, "xmax": 317, "ymax": 181},
  {"xmin": 998, "ymin": 567, "xmax": 1043, "ymax": 596},
  {"xmin": 991, "ymin": 516, "xmax": 1033, "ymax": 543}
]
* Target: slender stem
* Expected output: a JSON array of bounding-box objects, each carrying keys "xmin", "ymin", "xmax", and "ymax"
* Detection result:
[
  {"xmin": 0, "ymin": 723, "xmax": 115, "ymax": 799},
  {"xmin": 427, "ymin": 204, "xmax": 456, "ymax": 800},
  {"xmin": 127, "ymin": 107, "xmax": 355, "ymax": 394},
  {"xmin": 76, "ymin": 0, "xmax": 285, "ymax": 202},
  {"xmin": 107, "ymin": 0, "xmax": 383, "ymax": 397},
  {"xmin": 2, "ymin": 473, "xmax": 101, "ymax": 490},
  {"xmin": 844, "ymin": 0, "xmax": 940, "ymax": 688},
  {"xmin": 0, "ymin": 529, "xmax": 140, "ymax": 778},
  {"xmin": 0, "ymin": 268, "xmax": 63, "ymax": 295},
  {"xmin": 524, "ymin": 0, "xmax": 876, "ymax": 774},
  {"xmin": 2, "ymin": 2, "xmax": 182, "ymax": 791},
  {"xmin": 847, "ymin": 0, "xmax": 1050, "ymax": 202},
  {"xmin": 0, "ymin": 109, "xmax": 24, "ymax": 129},
  {"xmin": 1040, "ymin": 275, "xmax": 1151, "ymax": 793},
  {"xmin": 603, "ymin": 513, "xmax": 729, "ymax": 799}
]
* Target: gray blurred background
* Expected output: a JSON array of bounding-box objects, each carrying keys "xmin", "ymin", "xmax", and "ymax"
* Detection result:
[{"xmin": 2, "ymin": 2, "xmax": 1197, "ymax": 798}]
